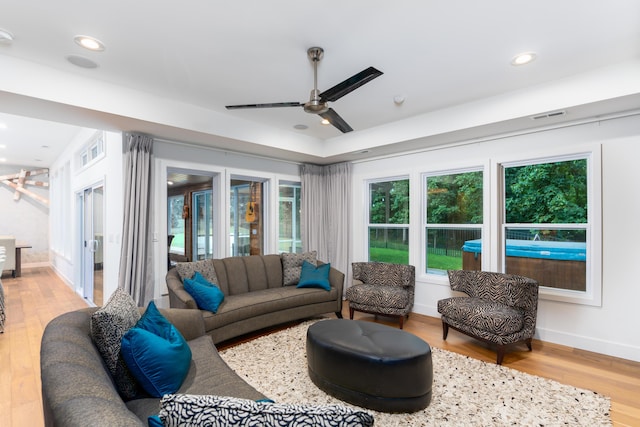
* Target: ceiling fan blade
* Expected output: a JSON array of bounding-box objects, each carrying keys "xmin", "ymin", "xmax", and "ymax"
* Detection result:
[
  {"xmin": 319, "ymin": 66, "xmax": 383, "ymax": 103},
  {"xmin": 226, "ymin": 102, "xmax": 302, "ymax": 110},
  {"xmin": 319, "ymin": 108, "xmax": 353, "ymax": 133}
]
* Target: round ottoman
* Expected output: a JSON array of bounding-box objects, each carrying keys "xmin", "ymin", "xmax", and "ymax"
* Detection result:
[{"xmin": 306, "ymin": 319, "xmax": 433, "ymax": 413}]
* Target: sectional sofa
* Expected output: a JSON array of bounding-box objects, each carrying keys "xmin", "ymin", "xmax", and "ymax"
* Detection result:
[
  {"xmin": 165, "ymin": 253, "xmax": 344, "ymax": 343},
  {"xmin": 41, "ymin": 307, "xmax": 267, "ymax": 426}
]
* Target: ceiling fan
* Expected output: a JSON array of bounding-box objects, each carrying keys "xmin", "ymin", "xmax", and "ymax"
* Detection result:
[{"xmin": 225, "ymin": 47, "xmax": 383, "ymax": 133}]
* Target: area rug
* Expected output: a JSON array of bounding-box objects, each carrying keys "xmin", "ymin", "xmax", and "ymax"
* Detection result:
[{"xmin": 219, "ymin": 320, "xmax": 611, "ymax": 426}]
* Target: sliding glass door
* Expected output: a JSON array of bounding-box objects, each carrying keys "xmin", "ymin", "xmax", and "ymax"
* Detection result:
[{"xmin": 192, "ymin": 189, "xmax": 213, "ymax": 260}]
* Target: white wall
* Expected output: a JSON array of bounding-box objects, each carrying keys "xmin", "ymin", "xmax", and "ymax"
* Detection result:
[
  {"xmin": 50, "ymin": 130, "xmax": 123, "ymax": 302},
  {"xmin": 0, "ymin": 163, "xmax": 50, "ymax": 265},
  {"xmin": 351, "ymin": 114, "xmax": 640, "ymax": 362}
]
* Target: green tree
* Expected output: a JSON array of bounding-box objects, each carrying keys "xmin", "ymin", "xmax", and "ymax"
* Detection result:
[
  {"xmin": 427, "ymin": 171, "xmax": 483, "ymax": 224},
  {"xmin": 505, "ymin": 159, "xmax": 587, "ymax": 224},
  {"xmin": 370, "ymin": 179, "xmax": 409, "ymax": 224}
]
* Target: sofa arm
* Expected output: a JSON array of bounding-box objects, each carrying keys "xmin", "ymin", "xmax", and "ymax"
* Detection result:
[
  {"xmin": 158, "ymin": 308, "xmax": 206, "ymax": 341},
  {"xmin": 166, "ymin": 269, "xmax": 198, "ymax": 309},
  {"xmin": 329, "ymin": 266, "xmax": 345, "ymax": 299}
]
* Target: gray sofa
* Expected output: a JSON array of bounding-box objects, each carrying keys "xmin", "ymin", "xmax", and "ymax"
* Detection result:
[
  {"xmin": 166, "ymin": 254, "xmax": 344, "ymax": 344},
  {"xmin": 41, "ymin": 307, "xmax": 267, "ymax": 427}
]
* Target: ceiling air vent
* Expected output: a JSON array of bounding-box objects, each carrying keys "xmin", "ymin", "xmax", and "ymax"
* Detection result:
[{"xmin": 531, "ymin": 110, "xmax": 566, "ymax": 120}]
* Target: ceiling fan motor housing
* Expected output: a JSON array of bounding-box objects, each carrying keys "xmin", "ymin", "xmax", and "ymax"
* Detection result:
[{"xmin": 304, "ymin": 89, "xmax": 328, "ymax": 114}]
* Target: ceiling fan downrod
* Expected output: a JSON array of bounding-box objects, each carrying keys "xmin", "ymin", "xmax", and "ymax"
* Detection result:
[{"xmin": 304, "ymin": 47, "xmax": 329, "ymax": 114}]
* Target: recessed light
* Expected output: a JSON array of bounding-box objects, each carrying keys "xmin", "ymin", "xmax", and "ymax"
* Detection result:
[
  {"xmin": 167, "ymin": 180, "xmax": 174, "ymax": 186},
  {"xmin": 511, "ymin": 52, "xmax": 537, "ymax": 66},
  {"xmin": 66, "ymin": 54, "xmax": 99, "ymax": 69},
  {"xmin": 293, "ymin": 124, "xmax": 308, "ymax": 130},
  {"xmin": 0, "ymin": 122, "xmax": 6, "ymax": 129},
  {"xmin": 74, "ymin": 35, "xmax": 105, "ymax": 51},
  {"xmin": 321, "ymin": 119, "xmax": 330, "ymax": 125},
  {"xmin": 0, "ymin": 158, "xmax": 6, "ymax": 162},
  {"xmin": 0, "ymin": 144, "xmax": 5, "ymax": 149}
]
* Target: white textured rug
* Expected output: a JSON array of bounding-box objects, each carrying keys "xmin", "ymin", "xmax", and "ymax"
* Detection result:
[{"xmin": 219, "ymin": 320, "xmax": 611, "ymax": 426}]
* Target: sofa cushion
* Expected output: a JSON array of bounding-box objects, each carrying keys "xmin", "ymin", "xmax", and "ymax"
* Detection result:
[
  {"xmin": 121, "ymin": 302, "xmax": 192, "ymax": 397},
  {"xmin": 200, "ymin": 286, "xmax": 339, "ymax": 332},
  {"xmin": 184, "ymin": 275, "xmax": 225, "ymax": 313},
  {"xmin": 281, "ymin": 250, "xmax": 317, "ymax": 286},
  {"xmin": 437, "ymin": 297, "xmax": 525, "ymax": 335},
  {"xmin": 90, "ymin": 287, "xmax": 142, "ymax": 399},
  {"xmin": 346, "ymin": 283, "xmax": 411, "ymax": 310},
  {"xmin": 175, "ymin": 259, "xmax": 218, "ymax": 285},
  {"xmin": 297, "ymin": 261, "xmax": 331, "ymax": 291},
  {"xmin": 158, "ymin": 394, "xmax": 374, "ymax": 427}
]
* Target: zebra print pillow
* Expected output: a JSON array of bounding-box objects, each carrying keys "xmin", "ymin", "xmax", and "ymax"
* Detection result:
[{"xmin": 159, "ymin": 394, "xmax": 374, "ymax": 427}]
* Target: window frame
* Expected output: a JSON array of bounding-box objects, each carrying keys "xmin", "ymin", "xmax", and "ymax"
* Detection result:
[
  {"xmin": 365, "ymin": 175, "xmax": 410, "ymax": 264},
  {"xmin": 422, "ymin": 167, "xmax": 484, "ymax": 277},
  {"xmin": 277, "ymin": 179, "xmax": 302, "ymax": 254},
  {"xmin": 496, "ymin": 146, "xmax": 602, "ymax": 306}
]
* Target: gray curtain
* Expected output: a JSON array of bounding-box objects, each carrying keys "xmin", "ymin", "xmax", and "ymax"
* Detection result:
[
  {"xmin": 119, "ymin": 133, "xmax": 154, "ymax": 306},
  {"xmin": 300, "ymin": 162, "xmax": 351, "ymax": 283}
]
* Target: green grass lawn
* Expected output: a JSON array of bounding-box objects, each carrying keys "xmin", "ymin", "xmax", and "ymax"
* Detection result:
[{"xmin": 369, "ymin": 247, "xmax": 462, "ymax": 271}]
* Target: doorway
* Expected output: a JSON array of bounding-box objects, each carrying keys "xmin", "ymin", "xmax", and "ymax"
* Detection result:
[
  {"xmin": 230, "ymin": 178, "xmax": 265, "ymax": 256},
  {"xmin": 167, "ymin": 169, "xmax": 217, "ymax": 265},
  {"xmin": 77, "ymin": 183, "xmax": 104, "ymax": 306}
]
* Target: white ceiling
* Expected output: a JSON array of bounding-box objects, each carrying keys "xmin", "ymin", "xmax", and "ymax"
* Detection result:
[{"xmin": 1, "ymin": 1, "xmax": 639, "ymax": 166}]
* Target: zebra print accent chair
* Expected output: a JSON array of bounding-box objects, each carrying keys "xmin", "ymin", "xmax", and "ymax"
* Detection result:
[
  {"xmin": 438, "ymin": 270, "xmax": 539, "ymax": 364},
  {"xmin": 346, "ymin": 262, "xmax": 415, "ymax": 329}
]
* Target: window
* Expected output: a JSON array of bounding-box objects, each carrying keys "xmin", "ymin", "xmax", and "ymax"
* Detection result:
[
  {"xmin": 367, "ymin": 178, "xmax": 409, "ymax": 264},
  {"xmin": 424, "ymin": 170, "xmax": 483, "ymax": 275},
  {"xmin": 167, "ymin": 195, "xmax": 185, "ymax": 256},
  {"xmin": 230, "ymin": 178, "xmax": 265, "ymax": 256},
  {"xmin": 278, "ymin": 181, "xmax": 301, "ymax": 253},
  {"xmin": 77, "ymin": 131, "xmax": 105, "ymax": 169},
  {"xmin": 503, "ymin": 157, "xmax": 589, "ymax": 293},
  {"xmin": 192, "ymin": 190, "xmax": 213, "ymax": 260}
]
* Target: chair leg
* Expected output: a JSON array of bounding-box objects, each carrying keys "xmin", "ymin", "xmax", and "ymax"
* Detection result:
[
  {"xmin": 398, "ymin": 316, "xmax": 404, "ymax": 329},
  {"xmin": 496, "ymin": 345, "xmax": 505, "ymax": 365},
  {"xmin": 349, "ymin": 307, "xmax": 355, "ymax": 320},
  {"xmin": 335, "ymin": 311, "xmax": 343, "ymax": 319},
  {"xmin": 442, "ymin": 321, "xmax": 449, "ymax": 340},
  {"xmin": 525, "ymin": 337, "xmax": 533, "ymax": 351}
]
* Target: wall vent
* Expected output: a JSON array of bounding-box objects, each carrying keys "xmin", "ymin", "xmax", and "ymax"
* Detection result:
[{"xmin": 531, "ymin": 110, "xmax": 566, "ymax": 120}]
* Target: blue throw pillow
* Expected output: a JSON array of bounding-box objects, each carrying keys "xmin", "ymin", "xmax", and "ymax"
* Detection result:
[
  {"xmin": 184, "ymin": 275, "xmax": 225, "ymax": 313},
  {"xmin": 148, "ymin": 415, "xmax": 163, "ymax": 427},
  {"xmin": 297, "ymin": 261, "xmax": 331, "ymax": 291},
  {"xmin": 121, "ymin": 301, "xmax": 192, "ymax": 398},
  {"xmin": 192, "ymin": 271, "xmax": 214, "ymax": 287}
]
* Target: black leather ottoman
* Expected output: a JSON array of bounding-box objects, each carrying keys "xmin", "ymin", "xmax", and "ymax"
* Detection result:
[{"xmin": 306, "ymin": 319, "xmax": 433, "ymax": 413}]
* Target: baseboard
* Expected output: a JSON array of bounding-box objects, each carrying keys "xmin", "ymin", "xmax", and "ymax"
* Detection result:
[
  {"xmin": 536, "ymin": 327, "xmax": 640, "ymax": 362},
  {"xmin": 411, "ymin": 302, "xmax": 640, "ymax": 362}
]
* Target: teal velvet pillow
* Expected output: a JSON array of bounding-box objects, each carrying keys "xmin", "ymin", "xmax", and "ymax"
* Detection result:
[
  {"xmin": 148, "ymin": 415, "xmax": 163, "ymax": 427},
  {"xmin": 121, "ymin": 301, "xmax": 192, "ymax": 398},
  {"xmin": 184, "ymin": 273, "xmax": 225, "ymax": 313},
  {"xmin": 297, "ymin": 261, "xmax": 331, "ymax": 291}
]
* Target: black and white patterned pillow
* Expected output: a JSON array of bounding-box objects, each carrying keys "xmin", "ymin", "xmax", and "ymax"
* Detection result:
[
  {"xmin": 90, "ymin": 287, "xmax": 142, "ymax": 399},
  {"xmin": 176, "ymin": 259, "xmax": 218, "ymax": 284},
  {"xmin": 175, "ymin": 259, "xmax": 218, "ymax": 285},
  {"xmin": 281, "ymin": 251, "xmax": 317, "ymax": 286},
  {"xmin": 159, "ymin": 394, "xmax": 374, "ymax": 427}
]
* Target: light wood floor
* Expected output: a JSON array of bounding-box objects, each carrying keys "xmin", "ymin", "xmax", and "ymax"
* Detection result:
[{"xmin": 2, "ymin": 267, "xmax": 639, "ymax": 426}]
